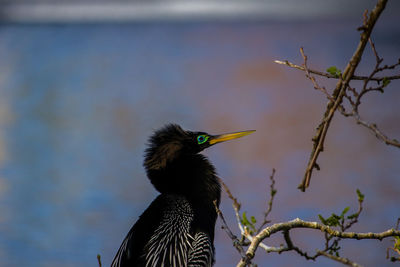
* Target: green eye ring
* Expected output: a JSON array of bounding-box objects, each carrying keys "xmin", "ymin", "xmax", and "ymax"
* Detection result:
[{"xmin": 197, "ymin": 135, "xmax": 209, "ymax": 144}]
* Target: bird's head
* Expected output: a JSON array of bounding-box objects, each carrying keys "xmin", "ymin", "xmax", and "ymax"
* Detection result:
[{"xmin": 144, "ymin": 124, "xmax": 255, "ymax": 171}]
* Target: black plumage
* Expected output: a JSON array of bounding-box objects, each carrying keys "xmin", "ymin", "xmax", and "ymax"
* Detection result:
[{"xmin": 111, "ymin": 124, "xmax": 254, "ymax": 267}]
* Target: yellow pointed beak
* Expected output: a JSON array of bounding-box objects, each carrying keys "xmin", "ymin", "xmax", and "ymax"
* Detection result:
[{"xmin": 209, "ymin": 130, "xmax": 255, "ymax": 145}]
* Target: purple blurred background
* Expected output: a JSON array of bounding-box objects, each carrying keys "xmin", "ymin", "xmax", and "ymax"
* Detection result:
[{"xmin": 0, "ymin": 1, "xmax": 399, "ymax": 266}]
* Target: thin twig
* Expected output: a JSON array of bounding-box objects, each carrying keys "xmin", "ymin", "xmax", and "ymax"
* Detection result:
[
  {"xmin": 274, "ymin": 60, "xmax": 400, "ymax": 82},
  {"xmin": 283, "ymin": 230, "xmax": 316, "ymax": 260},
  {"xmin": 218, "ymin": 175, "xmax": 281, "ymax": 260},
  {"xmin": 317, "ymin": 250, "xmax": 363, "ymax": 267},
  {"xmin": 354, "ymin": 116, "xmax": 400, "ymax": 147},
  {"xmin": 218, "ymin": 176, "xmax": 241, "ymax": 211},
  {"xmin": 256, "ymin": 171, "xmax": 277, "ymax": 233},
  {"xmin": 257, "ymin": 169, "xmax": 277, "ymax": 232},
  {"xmin": 263, "ymin": 169, "xmax": 276, "ymax": 224},
  {"xmin": 213, "ymin": 200, "xmax": 247, "ymax": 259},
  {"xmin": 300, "ymin": 48, "xmax": 335, "ymax": 101}
]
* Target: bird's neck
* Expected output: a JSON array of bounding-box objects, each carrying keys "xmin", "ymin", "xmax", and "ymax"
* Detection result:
[
  {"xmin": 146, "ymin": 153, "xmax": 221, "ymax": 240},
  {"xmin": 146, "ymin": 153, "xmax": 221, "ymax": 207}
]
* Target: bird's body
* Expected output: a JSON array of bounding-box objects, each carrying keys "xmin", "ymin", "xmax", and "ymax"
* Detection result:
[{"xmin": 112, "ymin": 124, "xmax": 254, "ymax": 267}]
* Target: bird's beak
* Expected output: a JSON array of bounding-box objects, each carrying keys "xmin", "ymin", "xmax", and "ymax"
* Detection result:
[{"xmin": 209, "ymin": 130, "xmax": 255, "ymax": 145}]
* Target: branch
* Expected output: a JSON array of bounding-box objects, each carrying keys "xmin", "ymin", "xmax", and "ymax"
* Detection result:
[
  {"xmin": 256, "ymin": 168, "xmax": 277, "ymax": 232},
  {"xmin": 213, "ymin": 200, "xmax": 248, "ymax": 259},
  {"xmin": 218, "ymin": 176, "xmax": 241, "ymax": 211},
  {"xmin": 317, "ymin": 250, "xmax": 363, "ymax": 267},
  {"xmin": 353, "ymin": 115, "xmax": 400, "ymax": 148},
  {"xmin": 299, "ymin": 48, "xmax": 335, "ymax": 102},
  {"xmin": 340, "ymin": 36, "xmax": 400, "ymax": 148},
  {"xmin": 282, "ymin": 230, "xmax": 316, "ymax": 260},
  {"xmin": 276, "ymin": 16, "xmax": 400, "ymax": 153},
  {"xmin": 218, "ymin": 174, "xmax": 284, "ymax": 266},
  {"xmin": 299, "ymin": 0, "xmax": 389, "ymax": 191},
  {"xmin": 274, "ymin": 60, "xmax": 400, "ymax": 82},
  {"xmin": 285, "ymin": 44, "xmax": 400, "ymax": 149},
  {"xmin": 221, "ymin": 175, "xmax": 396, "ymax": 266},
  {"xmin": 237, "ymin": 218, "xmax": 400, "ymax": 267}
]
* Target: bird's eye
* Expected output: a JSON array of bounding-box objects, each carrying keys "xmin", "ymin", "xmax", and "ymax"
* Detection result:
[{"xmin": 197, "ymin": 135, "xmax": 209, "ymax": 144}]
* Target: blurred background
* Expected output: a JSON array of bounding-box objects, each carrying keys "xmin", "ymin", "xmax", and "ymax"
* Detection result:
[{"xmin": 0, "ymin": 0, "xmax": 399, "ymax": 266}]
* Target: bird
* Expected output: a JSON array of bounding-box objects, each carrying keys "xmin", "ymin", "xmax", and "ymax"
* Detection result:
[{"xmin": 111, "ymin": 123, "xmax": 255, "ymax": 267}]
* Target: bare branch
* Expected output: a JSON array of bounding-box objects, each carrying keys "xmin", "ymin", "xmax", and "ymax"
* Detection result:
[
  {"xmin": 237, "ymin": 218, "xmax": 400, "ymax": 267},
  {"xmin": 257, "ymin": 168, "xmax": 277, "ymax": 232},
  {"xmin": 353, "ymin": 115, "xmax": 400, "ymax": 148},
  {"xmin": 283, "ymin": 230, "xmax": 317, "ymax": 260},
  {"xmin": 274, "ymin": 59, "xmax": 400, "ymax": 82},
  {"xmin": 340, "ymin": 36, "xmax": 400, "ymax": 148},
  {"xmin": 213, "ymin": 200, "xmax": 248, "ymax": 259},
  {"xmin": 276, "ymin": 2, "xmax": 400, "ymax": 171},
  {"xmin": 299, "ymin": 0, "xmax": 389, "ymax": 191},
  {"xmin": 218, "ymin": 174, "xmax": 284, "ymax": 265},
  {"xmin": 299, "ymin": 48, "xmax": 335, "ymax": 101},
  {"xmin": 218, "ymin": 176, "xmax": 241, "ymax": 211},
  {"xmin": 317, "ymin": 250, "xmax": 363, "ymax": 267}
]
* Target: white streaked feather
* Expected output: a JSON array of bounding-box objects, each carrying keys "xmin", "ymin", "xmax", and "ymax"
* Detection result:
[
  {"xmin": 188, "ymin": 232, "xmax": 214, "ymax": 267},
  {"xmin": 144, "ymin": 195, "xmax": 194, "ymax": 267},
  {"xmin": 111, "ymin": 230, "xmax": 133, "ymax": 267}
]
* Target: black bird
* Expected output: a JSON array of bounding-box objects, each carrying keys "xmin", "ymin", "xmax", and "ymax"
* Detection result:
[{"xmin": 111, "ymin": 124, "xmax": 254, "ymax": 267}]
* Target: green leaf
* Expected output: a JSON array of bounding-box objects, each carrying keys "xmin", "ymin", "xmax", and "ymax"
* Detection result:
[
  {"xmin": 326, "ymin": 66, "xmax": 342, "ymax": 78},
  {"xmin": 318, "ymin": 214, "xmax": 327, "ymax": 225},
  {"xmin": 356, "ymin": 189, "xmax": 365, "ymax": 202},
  {"xmin": 347, "ymin": 213, "xmax": 358, "ymax": 220},
  {"xmin": 241, "ymin": 212, "xmax": 250, "ymax": 226},
  {"xmin": 325, "ymin": 213, "xmax": 341, "ymax": 227},
  {"xmin": 241, "ymin": 212, "xmax": 256, "ymax": 233},
  {"xmin": 382, "ymin": 77, "xmax": 391, "ymax": 88},
  {"xmin": 340, "ymin": 207, "xmax": 350, "ymax": 218},
  {"xmin": 394, "ymin": 236, "xmax": 400, "ymax": 250},
  {"xmin": 251, "ymin": 216, "xmax": 257, "ymax": 224}
]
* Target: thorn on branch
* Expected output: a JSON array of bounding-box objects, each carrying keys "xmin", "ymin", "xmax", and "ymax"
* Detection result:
[
  {"xmin": 314, "ymin": 163, "xmax": 320, "ymax": 171},
  {"xmin": 97, "ymin": 254, "xmax": 102, "ymax": 267},
  {"xmin": 363, "ymin": 9, "xmax": 369, "ymax": 28}
]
